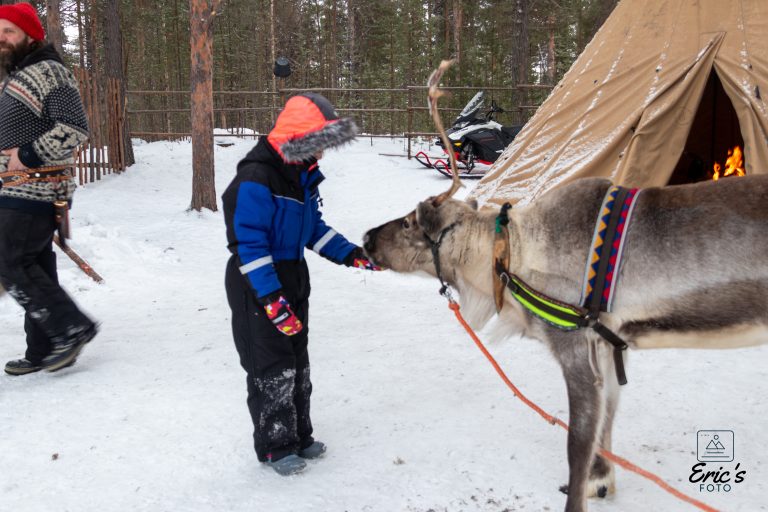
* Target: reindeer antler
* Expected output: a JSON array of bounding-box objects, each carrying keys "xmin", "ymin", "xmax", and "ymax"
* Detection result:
[{"xmin": 428, "ymin": 59, "xmax": 463, "ymax": 205}]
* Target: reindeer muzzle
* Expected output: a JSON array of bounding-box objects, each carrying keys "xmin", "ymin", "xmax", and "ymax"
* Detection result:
[{"xmin": 362, "ymin": 228, "xmax": 379, "ymax": 255}]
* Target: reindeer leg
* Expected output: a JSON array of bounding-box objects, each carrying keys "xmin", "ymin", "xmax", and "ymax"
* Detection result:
[
  {"xmin": 586, "ymin": 344, "xmax": 621, "ymax": 498},
  {"xmin": 554, "ymin": 336, "xmax": 605, "ymax": 512}
]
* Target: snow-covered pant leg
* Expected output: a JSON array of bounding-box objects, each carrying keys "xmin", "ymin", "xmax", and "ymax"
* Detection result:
[
  {"xmin": 243, "ymin": 331, "xmax": 314, "ymax": 462},
  {"xmin": 294, "ymin": 358, "xmax": 314, "ymax": 449},
  {"xmin": 225, "ymin": 257, "xmax": 315, "ymax": 462},
  {"xmin": 0, "ymin": 209, "xmax": 93, "ymax": 360},
  {"xmin": 24, "ymin": 244, "xmax": 57, "ymax": 364}
]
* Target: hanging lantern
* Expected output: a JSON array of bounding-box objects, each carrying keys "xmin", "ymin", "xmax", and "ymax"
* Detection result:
[{"xmin": 274, "ymin": 57, "xmax": 291, "ymax": 78}]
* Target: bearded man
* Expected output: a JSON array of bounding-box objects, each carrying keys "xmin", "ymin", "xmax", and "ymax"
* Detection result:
[{"xmin": 0, "ymin": 2, "xmax": 97, "ymax": 376}]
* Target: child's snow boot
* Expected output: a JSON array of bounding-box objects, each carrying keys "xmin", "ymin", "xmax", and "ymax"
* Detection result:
[
  {"xmin": 266, "ymin": 454, "xmax": 306, "ymax": 476},
  {"xmin": 299, "ymin": 441, "xmax": 326, "ymax": 459}
]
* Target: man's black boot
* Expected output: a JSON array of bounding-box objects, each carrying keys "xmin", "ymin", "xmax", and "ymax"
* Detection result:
[
  {"xmin": 5, "ymin": 358, "xmax": 42, "ymax": 376},
  {"xmin": 42, "ymin": 323, "xmax": 98, "ymax": 372}
]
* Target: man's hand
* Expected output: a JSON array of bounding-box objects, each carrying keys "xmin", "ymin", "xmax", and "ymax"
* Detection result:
[
  {"xmin": 344, "ymin": 247, "xmax": 382, "ymax": 271},
  {"xmin": 259, "ymin": 292, "xmax": 303, "ymax": 336},
  {"xmin": 1, "ymin": 148, "xmax": 24, "ymax": 171}
]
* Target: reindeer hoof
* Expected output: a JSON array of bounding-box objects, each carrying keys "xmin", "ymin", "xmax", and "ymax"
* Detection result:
[{"xmin": 558, "ymin": 484, "xmax": 609, "ymax": 498}]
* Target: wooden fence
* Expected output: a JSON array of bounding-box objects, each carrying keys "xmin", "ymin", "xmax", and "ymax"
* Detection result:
[
  {"xmin": 73, "ymin": 68, "xmax": 128, "ymax": 185},
  {"xmin": 127, "ymin": 84, "xmax": 553, "ymax": 157},
  {"xmin": 69, "ymin": 81, "xmax": 552, "ymax": 182}
]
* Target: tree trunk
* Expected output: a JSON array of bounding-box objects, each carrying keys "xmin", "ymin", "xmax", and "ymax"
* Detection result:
[
  {"xmin": 102, "ymin": 0, "xmax": 135, "ymax": 168},
  {"xmin": 346, "ymin": 0, "xmax": 362, "ymax": 115},
  {"xmin": 597, "ymin": 0, "xmax": 618, "ymax": 30},
  {"xmin": 45, "ymin": 0, "xmax": 65, "ymax": 54},
  {"xmin": 270, "ymin": 0, "xmax": 277, "ymax": 122},
  {"xmin": 161, "ymin": 16, "xmax": 173, "ymax": 136},
  {"xmin": 86, "ymin": 0, "xmax": 103, "ymax": 181},
  {"xmin": 189, "ymin": 0, "xmax": 221, "ymax": 212},
  {"xmin": 173, "ymin": 0, "xmax": 185, "ymax": 134},
  {"xmin": 452, "ymin": 0, "xmax": 462, "ymax": 81},
  {"xmin": 576, "ymin": 0, "xmax": 586, "ymax": 52},
  {"xmin": 329, "ymin": 0, "xmax": 337, "ymax": 90},
  {"xmin": 443, "ymin": 1, "xmax": 450, "ymax": 59},
  {"xmin": 509, "ymin": 0, "xmax": 530, "ymax": 124},
  {"xmin": 513, "ymin": 0, "xmax": 529, "ymax": 85},
  {"xmin": 547, "ymin": 14, "xmax": 556, "ymax": 85},
  {"xmin": 75, "ymin": 0, "xmax": 85, "ymax": 68}
]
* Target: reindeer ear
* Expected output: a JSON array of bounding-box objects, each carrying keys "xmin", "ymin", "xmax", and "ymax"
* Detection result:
[
  {"xmin": 465, "ymin": 198, "xmax": 479, "ymax": 210},
  {"xmin": 416, "ymin": 200, "xmax": 443, "ymax": 237}
]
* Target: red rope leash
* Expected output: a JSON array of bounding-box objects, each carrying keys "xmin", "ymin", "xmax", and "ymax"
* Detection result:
[{"xmin": 447, "ymin": 301, "xmax": 720, "ymax": 512}]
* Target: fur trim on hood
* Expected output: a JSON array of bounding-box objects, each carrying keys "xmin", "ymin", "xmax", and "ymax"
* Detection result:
[
  {"xmin": 267, "ymin": 93, "xmax": 357, "ymax": 163},
  {"xmin": 280, "ymin": 117, "xmax": 357, "ymax": 162}
]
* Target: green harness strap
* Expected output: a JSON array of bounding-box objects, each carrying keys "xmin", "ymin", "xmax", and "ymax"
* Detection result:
[{"xmin": 496, "ymin": 264, "xmax": 589, "ymax": 330}]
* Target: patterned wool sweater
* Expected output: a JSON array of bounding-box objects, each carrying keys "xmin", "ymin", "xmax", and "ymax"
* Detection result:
[{"xmin": 0, "ymin": 44, "xmax": 89, "ymax": 212}]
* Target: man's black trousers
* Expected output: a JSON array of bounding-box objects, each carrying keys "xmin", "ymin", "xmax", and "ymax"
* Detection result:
[
  {"xmin": 225, "ymin": 256, "xmax": 315, "ymax": 462},
  {"xmin": 0, "ymin": 208, "xmax": 93, "ymax": 364}
]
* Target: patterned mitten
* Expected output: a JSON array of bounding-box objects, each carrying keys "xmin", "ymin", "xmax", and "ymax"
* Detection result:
[
  {"xmin": 344, "ymin": 247, "xmax": 382, "ymax": 271},
  {"xmin": 260, "ymin": 292, "xmax": 303, "ymax": 336}
]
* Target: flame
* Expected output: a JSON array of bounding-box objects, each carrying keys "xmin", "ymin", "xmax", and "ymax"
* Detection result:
[{"xmin": 712, "ymin": 146, "xmax": 745, "ymax": 181}]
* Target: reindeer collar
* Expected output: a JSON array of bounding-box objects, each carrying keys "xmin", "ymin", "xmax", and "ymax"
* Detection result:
[
  {"xmin": 425, "ymin": 222, "xmax": 458, "ymax": 298},
  {"xmin": 493, "ymin": 203, "xmax": 588, "ymax": 328},
  {"xmin": 491, "ymin": 200, "xmax": 632, "ymax": 386}
]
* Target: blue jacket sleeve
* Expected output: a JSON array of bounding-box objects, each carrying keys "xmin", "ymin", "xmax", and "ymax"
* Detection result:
[
  {"xmin": 307, "ymin": 199, "xmax": 357, "ymax": 265},
  {"xmin": 233, "ymin": 182, "xmax": 282, "ymax": 298}
]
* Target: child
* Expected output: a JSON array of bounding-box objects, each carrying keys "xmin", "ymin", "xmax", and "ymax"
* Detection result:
[{"xmin": 222, "ymin": 93, "xmax": 379, "ymax": 475}]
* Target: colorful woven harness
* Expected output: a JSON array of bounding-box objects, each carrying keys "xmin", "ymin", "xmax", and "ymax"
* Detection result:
[
  {"xmin": 492, "ymin": 185, "xmax": 641, "ymax": 386},
  {"xmin": 581, "ymin": 186, "xmax": 641, "ymax": 313}
]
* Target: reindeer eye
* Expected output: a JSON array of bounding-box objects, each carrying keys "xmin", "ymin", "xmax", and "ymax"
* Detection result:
[{"xmin": 402, "ymin": 218, "xmax": 411, "ymax": 229}]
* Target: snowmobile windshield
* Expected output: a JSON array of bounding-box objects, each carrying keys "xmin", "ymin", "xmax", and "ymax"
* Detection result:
[{"xmin": 453, "ymin": 91, "xmax": 485, "ymax": 125}]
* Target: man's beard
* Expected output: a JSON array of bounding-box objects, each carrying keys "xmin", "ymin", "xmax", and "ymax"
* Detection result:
[{"xmin": 0, "ymin": 38, "xmax": 34, "ymax": 73}]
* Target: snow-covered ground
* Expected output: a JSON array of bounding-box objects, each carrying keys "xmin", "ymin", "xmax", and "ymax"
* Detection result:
[{"xmin": 1, "ymin": 136, "xmax": 766, "ymax": 512}]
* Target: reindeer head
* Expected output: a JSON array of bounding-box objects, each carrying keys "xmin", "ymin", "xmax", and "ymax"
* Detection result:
[
  {"xmin": 365, "ymin": 60, "xmax": 482, "ymax": 276},
  {"xmin": 362, "ymin": 196, "xmax": 480, "ymax": 275}
]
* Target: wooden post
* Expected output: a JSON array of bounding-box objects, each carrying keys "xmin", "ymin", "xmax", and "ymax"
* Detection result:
[{"xmin": 189, "ymin": 0, "xmax": 223, "ymax": 212}]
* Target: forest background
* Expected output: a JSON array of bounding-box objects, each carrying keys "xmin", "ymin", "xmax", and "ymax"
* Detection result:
[{"xmin": 15, "ymin": 0, "xmax": 618, "ymax": 135}]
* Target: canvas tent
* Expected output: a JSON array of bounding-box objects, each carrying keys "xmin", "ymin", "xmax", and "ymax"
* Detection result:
[{"xmin": 471, "ymin": 0, "xmax": 768, "ymax": 208}]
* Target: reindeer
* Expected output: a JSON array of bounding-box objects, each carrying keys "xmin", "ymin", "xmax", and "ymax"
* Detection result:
[{"xmin": 362, "ymin": 62, "xmax": 768, "ymax": 512}]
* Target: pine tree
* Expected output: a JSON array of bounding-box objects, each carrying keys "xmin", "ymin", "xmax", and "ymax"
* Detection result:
[{"xmin": 190, "ymin": 0, "xmax": 223, "ymax": 212}]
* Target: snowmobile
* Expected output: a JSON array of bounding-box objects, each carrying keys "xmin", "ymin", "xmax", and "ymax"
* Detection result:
[{"xmin": 415, "ymin": 91, "xmax": 523, "ymax": 179}]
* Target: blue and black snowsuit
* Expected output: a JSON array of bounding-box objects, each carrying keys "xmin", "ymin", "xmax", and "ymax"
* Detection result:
[{"xmin": 223, "ymin": 133, "xmax": 358, "ymax": 462}]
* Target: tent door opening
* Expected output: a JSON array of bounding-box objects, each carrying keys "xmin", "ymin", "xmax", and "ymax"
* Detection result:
[{"xmin": 668, "ymin": 71, "xmax": 744, "ymax": 185}]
